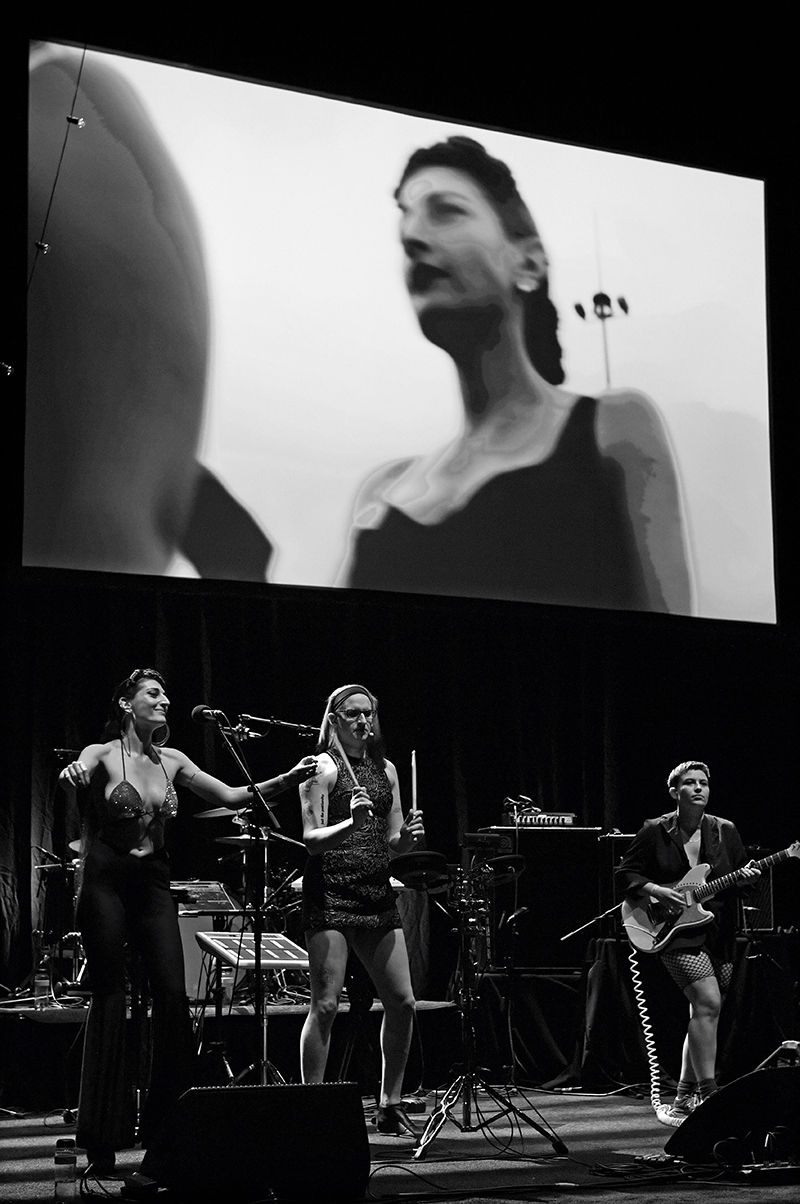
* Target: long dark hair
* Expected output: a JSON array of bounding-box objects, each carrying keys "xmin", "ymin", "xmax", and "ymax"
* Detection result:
[
  {"xmin": 396, "ymin": 135, "xmax": 565, "ymax": 386},
  {"xmin": 102, "ymin": 668, "xmax": 170, "ymax": 746}
]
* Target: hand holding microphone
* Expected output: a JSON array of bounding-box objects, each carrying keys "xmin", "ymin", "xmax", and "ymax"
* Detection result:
[{"xmin": 350, "ymin": 785, "xmax": 374, "ymax": 829}]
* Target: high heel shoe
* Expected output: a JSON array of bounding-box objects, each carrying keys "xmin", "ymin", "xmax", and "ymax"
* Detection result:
[{"xmin": 375, "ymin": 1102, "xmax": 421, "ymax": 1136}]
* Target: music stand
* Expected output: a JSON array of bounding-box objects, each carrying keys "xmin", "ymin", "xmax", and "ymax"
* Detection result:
[{"xmin": 196, "ymin": 932, "xmax": 309, "ymax": 1083}]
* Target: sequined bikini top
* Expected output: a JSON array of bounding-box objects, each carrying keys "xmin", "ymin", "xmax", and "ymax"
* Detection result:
[{"xmin": 106, "ymin": 740, "xmax": 179, "ymax": 820}]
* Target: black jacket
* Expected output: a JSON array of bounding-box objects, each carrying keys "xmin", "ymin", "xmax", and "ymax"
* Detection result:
[{"xmin": 616, "ymin": 811, "xmax": 750, "ymax": 960}]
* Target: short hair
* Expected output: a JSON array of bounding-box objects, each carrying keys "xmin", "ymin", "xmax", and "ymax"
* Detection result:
[
  {"xmin": 667, "ymin": 761, "xmax": 710, "ymax": 790},
  {"xmin": 395, "ymin": 135, "xmax": 565, "ymax": 386}
]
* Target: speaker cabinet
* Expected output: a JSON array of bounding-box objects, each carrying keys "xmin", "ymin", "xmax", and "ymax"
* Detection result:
[
  {"xmin": 484, "ymin": 827, "xmax": 603, "ymax": 969},
  {"xmin": 139, "ymin": 1081, "xmax": 371, "ymax": 1201},
  {"xmin": 664, "ymin": 1067, "xmax": 800, "ymax": 1162}
]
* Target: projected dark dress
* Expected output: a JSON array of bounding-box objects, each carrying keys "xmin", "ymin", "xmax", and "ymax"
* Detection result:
[
  {"xmin": 348, "ymin": 395, "xmax": 649, "ymax": 610},
  {"xmin": 302, "ymin": 751, "xmax": 402, "ymax": 932}
]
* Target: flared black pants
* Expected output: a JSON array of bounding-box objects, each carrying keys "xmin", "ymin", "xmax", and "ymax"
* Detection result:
[{"xmin": 76, "ymin": 842, "xmax": 193, "ymax": 1152}]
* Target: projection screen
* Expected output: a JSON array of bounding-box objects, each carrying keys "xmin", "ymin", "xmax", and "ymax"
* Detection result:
[{"xmin": 26, "ymin": 41, "xmax": 774, "ymax": 622}]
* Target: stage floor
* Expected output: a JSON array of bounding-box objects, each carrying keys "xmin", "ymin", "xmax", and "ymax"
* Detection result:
[{"xmin": 2, "ymin": 1087, "xmax": 799, "ymax": 1204}]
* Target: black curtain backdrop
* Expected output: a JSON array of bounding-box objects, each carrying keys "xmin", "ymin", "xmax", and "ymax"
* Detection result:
[
  {"xmin": 3, "ymin": 21, "xmax": 799, "ymax": 991},
  {"xmin": 3, "ymin": 569, "xmax": 799, "ymax": 987}
]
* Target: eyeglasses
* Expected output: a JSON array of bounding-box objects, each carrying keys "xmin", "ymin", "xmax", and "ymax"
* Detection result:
[{"xmin": 337, "ymin": 708, "xmax": 374, "ymax": 721}]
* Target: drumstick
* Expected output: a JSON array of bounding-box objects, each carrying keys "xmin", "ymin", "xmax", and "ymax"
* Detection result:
[
  {"xmin": 334, "ymin": 737, "xmax": 361, "ymax": 788},
  {"xmin": 411, "ymin": 749, "xmax": 420, "ymax": 813},
  {"xmin": 343, "ymin": 757, "xmax": 360, "ymax": 786}
]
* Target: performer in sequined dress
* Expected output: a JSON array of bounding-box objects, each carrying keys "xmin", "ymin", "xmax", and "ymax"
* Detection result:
[{"xmin": 299, "ymin": 683, "xmax": 425, "ymax": 1135}]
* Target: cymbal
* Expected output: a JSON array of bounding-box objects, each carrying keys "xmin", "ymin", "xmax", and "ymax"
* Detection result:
[
  {"xmin": 214, "ymin": 835, "xmax": 261, "ymax": 846},
  {"xmin": 68, "ymin": 840, "xmax": 83, "ymax": 854},
  {"xmin": 195, "ymin": 807, "xmax": 241, "ymax": 819},
  {"xmin": 390, "ymin": 850, "xmax": 450, "ymax": 893},
  {"xmin": 486, "ymin": 854, "xmax": 526, "ymax": 885}
]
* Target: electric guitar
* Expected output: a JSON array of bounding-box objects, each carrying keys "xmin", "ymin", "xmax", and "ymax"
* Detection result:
[{"xmin": 621, "ymin": 840, "xmax": 799, "ymax": 954}]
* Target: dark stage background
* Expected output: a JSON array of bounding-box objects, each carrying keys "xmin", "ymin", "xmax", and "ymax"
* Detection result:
[{"xmin": 2, "ymin": 20, "xmax": 799, "ymax": 997}]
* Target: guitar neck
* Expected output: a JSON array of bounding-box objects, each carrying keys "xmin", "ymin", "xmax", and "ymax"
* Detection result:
[{"xmin": 693, "ymin": 847, "xmax": 790, "ymax": 902}]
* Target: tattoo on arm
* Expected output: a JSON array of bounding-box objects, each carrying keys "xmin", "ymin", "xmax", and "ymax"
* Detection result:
[{"xmin": 302, "ymin": 783, "xmax": 328, "ymax": 830}]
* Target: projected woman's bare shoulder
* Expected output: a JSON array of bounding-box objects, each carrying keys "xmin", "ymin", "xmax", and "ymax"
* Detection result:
[{"xmin": 595, "ymin": 388, "xmax": 693, "ymax": 614}]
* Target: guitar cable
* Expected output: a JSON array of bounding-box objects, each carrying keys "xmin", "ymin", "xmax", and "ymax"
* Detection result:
[{"xmin": 626, "ymin": 947, "xmax": 669, "ymax": 1119}]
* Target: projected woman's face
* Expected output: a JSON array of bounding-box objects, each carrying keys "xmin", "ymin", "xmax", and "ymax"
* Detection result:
[{"xmin": 397, "ymin": 167, "xmax": 521, "ymax": 322}]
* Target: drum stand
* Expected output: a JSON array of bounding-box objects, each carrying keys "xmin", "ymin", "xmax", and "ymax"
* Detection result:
[{"xmin": 413, "ymin": 866, "xmax": 567, "ymax": 1161}]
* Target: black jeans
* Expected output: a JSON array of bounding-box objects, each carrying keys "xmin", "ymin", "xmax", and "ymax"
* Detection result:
[{"xmin": 76, "ymin": 841, "xmax": 192, "ymax": 1151}]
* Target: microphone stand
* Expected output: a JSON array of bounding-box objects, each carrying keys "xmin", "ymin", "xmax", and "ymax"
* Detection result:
[
  {"xmin": 206, "ymin": 712, "xmax": 283, "ymax": 1085},
  {"xmin": 238, "ymin": 713, "xmax": 318, "ymax": 738},
  {"xmin": 559, "ymin": 902, "xmax": 623, "ymax": 945}
]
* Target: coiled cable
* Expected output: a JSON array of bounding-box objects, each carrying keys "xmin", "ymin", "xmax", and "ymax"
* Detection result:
[{"xmin": 627, "ymin": 947, "xmax": 670, "ymax": 1119}]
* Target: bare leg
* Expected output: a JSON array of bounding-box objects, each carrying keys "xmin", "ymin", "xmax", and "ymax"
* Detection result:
[
  {"xmin": 352, "ymin": 927, "xmax": 415, "ymax": 1106},
  {"xmin": 300, "ymin": 929, "xmax": 349, "ymax": 1084},
  {"xmin": 681, "ymin": 975, "xmax": 721, "ymax": 1085}
]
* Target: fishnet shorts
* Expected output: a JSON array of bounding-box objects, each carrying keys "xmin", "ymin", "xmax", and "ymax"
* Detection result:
[{"xmin": 660, "ymin": 948, "xmax": 733, "ymax": 995}]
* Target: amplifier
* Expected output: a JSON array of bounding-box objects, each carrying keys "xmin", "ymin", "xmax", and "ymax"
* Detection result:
[
  {"xmin": 499, "ymin": 813, "xmax": 577, "ymax": 827},
  {"xmin": 479, "ymin": 827, "xmax": 603, "ymax": 969}
]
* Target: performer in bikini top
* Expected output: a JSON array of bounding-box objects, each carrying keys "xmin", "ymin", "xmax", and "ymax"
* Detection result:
[
  {"xmin": 58, "ymin": 668, "xmax": 317, "ymax": 1176},
  {"xmin": 617, "ymin": 760, "xmax": 760, "ymax": 1126},
  {"xmin": 298, "ymin": 683, "xmax": 425, "ymax": 1136}
]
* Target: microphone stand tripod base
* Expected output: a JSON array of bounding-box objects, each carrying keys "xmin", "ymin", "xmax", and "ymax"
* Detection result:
[
  {"xmin": 413, "ymin": 863, "xmax": 568, "ymax": 1162},
  {"xmin": 413, "ymin": 1073, "xmax": 568, "ymax": 1161}
]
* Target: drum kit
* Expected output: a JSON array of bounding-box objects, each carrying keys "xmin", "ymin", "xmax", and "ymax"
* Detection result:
[
  {"xmin": 193, "ymin": 807, "xmax": 308, "ymax": 938},
  {"xmin": 26, "ymin": 841, "xmax": 88, "ymax": 1004}
]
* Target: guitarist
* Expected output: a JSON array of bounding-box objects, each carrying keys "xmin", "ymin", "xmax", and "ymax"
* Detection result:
[{"xmin": 617, "ymin": 760, "xmax": 761, "ymax": 1126}]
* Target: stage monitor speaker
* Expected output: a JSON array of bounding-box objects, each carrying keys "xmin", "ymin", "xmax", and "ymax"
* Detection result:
[
  {"xmin": 664, "ymin": 1067, "xmax": 800, "ymax": 1162},
  {"xmin": 139, "ymin": 1081, "xmax": 371, "ymax": 1202}
]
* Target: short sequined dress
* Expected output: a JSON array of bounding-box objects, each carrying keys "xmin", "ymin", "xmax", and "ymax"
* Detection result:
[{"xmin": 302, "ymin": 749, "xmax": 401, "ymax": 932}]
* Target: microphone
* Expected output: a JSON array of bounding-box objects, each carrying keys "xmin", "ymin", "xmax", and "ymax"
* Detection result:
[
  {"xmin": 34, "ymin": 845, "xmax": 62, "ymax": 864},
  {"xmin": 191, "ymin": 704, "xmax": 225, "ymax": 724}
]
